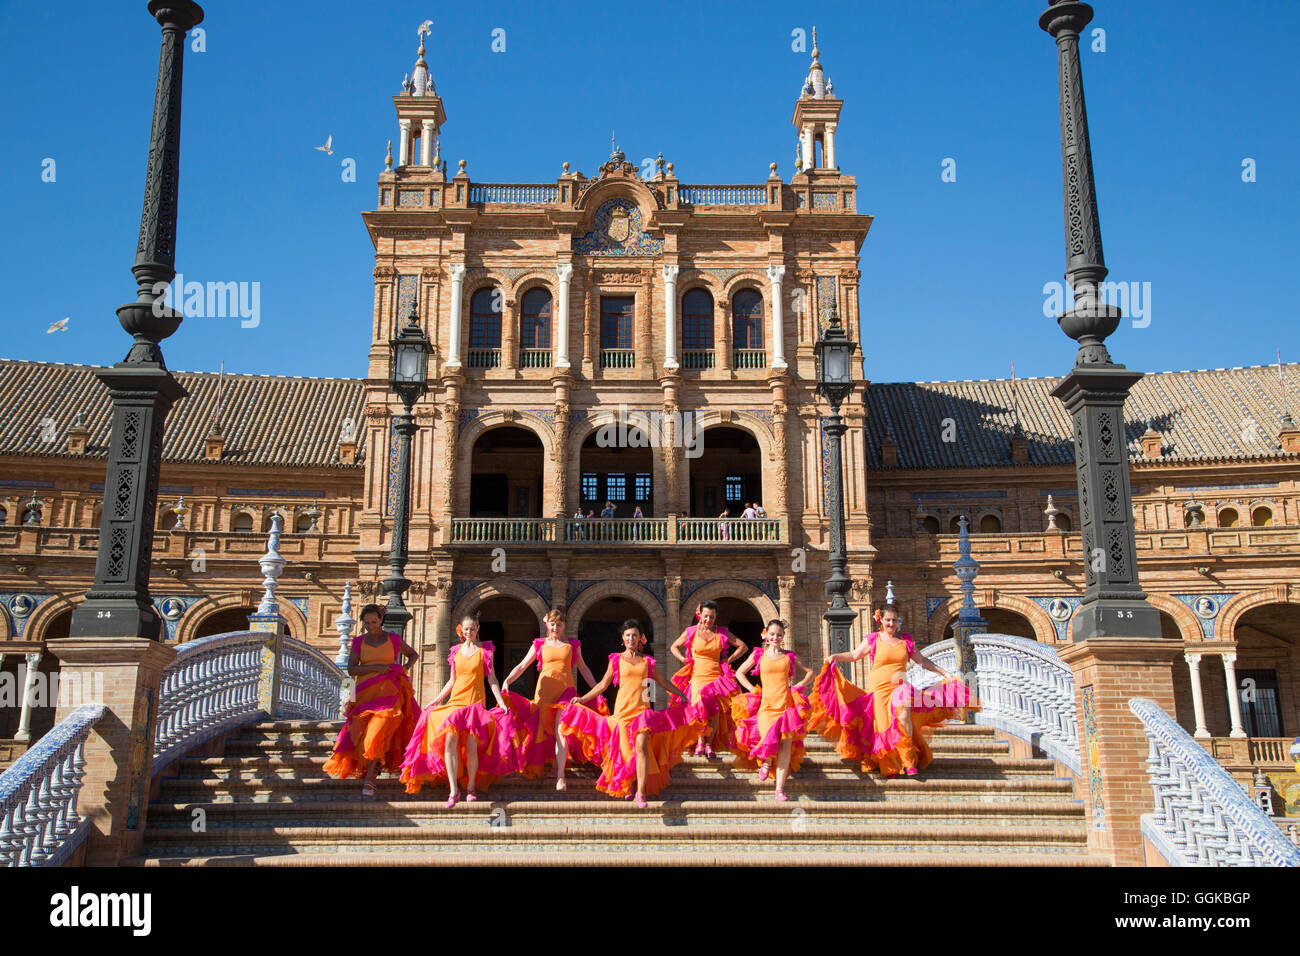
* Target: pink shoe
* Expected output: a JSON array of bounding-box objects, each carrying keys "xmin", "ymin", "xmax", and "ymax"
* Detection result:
[
  {"xmin": 775, "ymin": 789, "xmax": 789, "ymax": 802},
  {"xmin": 445, "ymin": 793, "xmax": 459, "ymax": 808},
  {"xmin": 758, "ymin": 763, "xmax": 770, "ymax": 782},
  {"xmin": 465, "ymin": 790, "xmax": 479, "ymax": 802},
  {"xmin": 693, "ymin": 743, "xmax": 706, "ymax": 756},
  {"xmin": 634, "ymin": 793, "xmax": 648, "ymax": 809},
  {"xmin": 703, "ymin": 745, "xmax": 716, "ymax": 759},
  {"xmin": 905, "ymin": 768, "xmax": 918, "ymax": 777}
]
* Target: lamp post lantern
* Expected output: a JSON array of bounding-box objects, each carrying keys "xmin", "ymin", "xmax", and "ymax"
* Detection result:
[
  {"xmin": 382, "ymin": 302, "xmax": 431, "ymax": 637},
  {"xmin": 815, "ymin": 305, "xmax": 858, "ymax": 675}
]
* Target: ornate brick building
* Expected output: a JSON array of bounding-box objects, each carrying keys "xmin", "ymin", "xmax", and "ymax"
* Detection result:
[{"xmin": 1, "ymin": 35, "xmax": 1297, "ymax": 813}]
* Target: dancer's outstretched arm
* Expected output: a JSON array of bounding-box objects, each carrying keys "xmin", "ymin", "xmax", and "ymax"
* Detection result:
[
  {"xmin": 485, "ymin": 664, "xmax": 508, "ymax": 710},
  {"xmin": 825, "ymin": 636, "xmax": 871, "ymax": 666},
  {"xmin": 575, "ymin": 646, "xmax": 598, "ymax": 690},
  {"xmin": 573, "ymin": 660, "xmax": 614, "ymax": 705},
  {"xmin": 909, "ymin": 646, "xmax": 953, "ymax": 680},
  {"xmin": 791, "ymin": 655, "xmax": 814, "ymax": 691},
  {"xmin": 669, "ymin": 630, "xmax": 691, "ymax": 664},
  {"xmin": 734, "ymin": 648, "xmax": 760, "ymax": 693},
  {"xmin": 726, "ymin": 633, "xmax": 748, "ymax": 665},
  {"xmin": 502, "ymin": 643, "xmax": 537, "ymax": 693},
  {"xmin": 650, "ymin": 663, "xmax": 689, "ymax": 702}
]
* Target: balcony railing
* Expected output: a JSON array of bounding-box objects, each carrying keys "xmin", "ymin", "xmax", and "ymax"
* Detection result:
[
  {"xmin": 678, "ymin": 185, "xmax": 765, "ymax": 205},
  {"xmin": 469, "ymin": 183, "xmax": 558, "ymax": 204},
  {"xmin": 519, "ymin": 348, "xmax": 552, "ymax": 368},
  {"xmin": 449, "ymin": 516, "xmax": 785, "ymax": 546},
  {"xmin": 467, "ymin": 348, "xmax": 502, "ymax": 369},
  {"xmin": 600, "ymin": 349, "xmax": 635, "ymax": 369},
  {"xmin": 682, "ymin": 349, "xmax": 715, "ymax": 370},
  {"xmin": 733, "ymin": 349, "xmax": 767, "ymax": 369}
]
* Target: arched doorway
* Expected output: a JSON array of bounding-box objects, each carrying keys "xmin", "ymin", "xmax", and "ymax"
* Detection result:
[
  {"xmin": 1232, "ymin": 603, "xmax": 1299, "ymax": 738},
  {"xmin": 715, "ymin": 597, "xmax": 764, "ymax": 658},
  {"xmin": 192, "ymin": 607, "xmax": 294, "ymax": 641},
  {"xmin": 691, "ymin": 426, "xmax": 762, "ymax": 518},
  {"xmin": 475, "ymin": 595, "xmax": 543, "ymax": 692},
  {"xmin": 577, "ymin": 595, "xmax": 656, "ymax": 710},
  {"xmin": 579, "ymin": 429, "xmax": 654, "ymax": 518},
  {"xmin": 470, "ymin": 426, "xmax": 544, "ymax": 518},
  {"xmin": 943, "ymin": 608, "xmax": 1037, "ymax": 642},
  {"xmin": 0, "ymin": 609, "xmax": 68, "ymax": 743}
]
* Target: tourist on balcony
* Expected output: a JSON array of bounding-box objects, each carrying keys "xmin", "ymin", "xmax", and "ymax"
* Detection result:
[
  {"xmin": 742, "ymin": 502, "xmax": 757, "ymax": 520},
  {"xmin": 754, "ymin": 502, "xmax": 766, "ymax": 518},
  {"xmin": 324, "ymin": 604, "xmax": 420, "ymax": 799},
  {"xmin": 558, "ymin": 619, "xmax": 695, "ymax": 807},
  {"xmin": 573, "ymin": 508, "xmax": 586, "ymax": 541},
  {"xmin": 400, "ymin": 612, "xmax": 515, "ymax": 807},
  {"xmin": 670, "ymin": 600, "xmax": 747, "ymax": 757},
  {"xmin": 500, "ymin": 606, "xmax": 601, "ymax": 790},
  {"xmin": 731, "ymin": 619, "xmax": 813, "ymax": 801},
  {"xmin": 632, "ymin": 504, "xmax": 644, "ymax": 540},
  {"xmin": 809, "ymin": 603, "xmax": 976, "ymax": 778},
  {"xmin": 718, "ymin": 508, "xmax": 731, "ymax": 540}
]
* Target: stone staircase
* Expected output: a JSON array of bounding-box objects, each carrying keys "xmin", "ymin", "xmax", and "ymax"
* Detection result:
[{"xmin": 124, "ymin": 719, "xmax": 1109, "ymax": 866}]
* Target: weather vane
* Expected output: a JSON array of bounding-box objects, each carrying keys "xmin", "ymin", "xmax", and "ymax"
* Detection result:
[{"xmin": 418, "ymin": 19, "xmax": 433, "ymax": 40}]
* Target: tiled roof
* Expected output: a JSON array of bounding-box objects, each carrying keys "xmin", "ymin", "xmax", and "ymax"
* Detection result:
[
  {"xmin": 0, "ymin": 360, "xmax": 367, "ymax": 468},
  {"xmin": 862, "ymin": 364, "xmax": 1300, "ymax": 469}
]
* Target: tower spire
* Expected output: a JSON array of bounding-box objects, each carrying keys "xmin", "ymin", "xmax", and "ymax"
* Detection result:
[{"xmin": 411, "ymin": 20, "xmax": 434, "ymax": 97}]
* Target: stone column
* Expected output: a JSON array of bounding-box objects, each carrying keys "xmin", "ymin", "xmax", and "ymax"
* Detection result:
[
  {"xmin": 801, "ymin": 125, "xmax": 814, "ymax": 171},
  {"xmin": 420, "ymin": 119, "xmax": 433, "ymax": 166},
  {"xmin": 665, "ymin": 572, "xmax": 683, "ymax": 660},
  {"xmin": 767, "ymin": 264, "xmax": 787, "ymax": 370},
  {"xmin": 662, "ymin": 265, "xmax": 679, "ymax": 370},
  {"xmin": 553, "ymin": 397, "xmax": 570, "ymax": 518},
  {"xmin": 825, "ymin": 123, "xmax": 837, "ymax": 169},
  {"xmin": 778, "ymin": 574, "xmax": 797, "ymax": 643},
  {"xmin": 1222, "ymin": 652, "xmax": 1247, "ymax": 738},
  {"xmin": 555, "ymin": 263, "xmax": 573, "ymax": 368},
  {"xmin": 583, "ymin": 281, "xmax": 596, "ymax": 374},
  {"xmin": 439, "ymin": 378, "xmax": 462, "ymax": 517},
  {"xmin": 426, "ymin": 577, "xmax": 452, "ymax": 699},
  {"xmin": 398, "ymin": 119, "xmax": 411, "ymax": 167},
  {"xmin": 14, "ymin": 651, "xmax": 42, "ymax": 742},
  {"xmin": 501, "ymin": 297, "xmax": 517, "ymax": 371},
  {"xmin": 1184, "ymin": 652, "xmax": 1210, "ymax": 738},
  {"xmin": 446, "ymin": 263, "xmax": 465, "ymax": 368}
]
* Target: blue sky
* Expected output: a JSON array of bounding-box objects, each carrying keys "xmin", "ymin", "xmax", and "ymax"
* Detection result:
[{"xmin": 1, "ymin": 0, "xmax": 1296, "ymax": 384}]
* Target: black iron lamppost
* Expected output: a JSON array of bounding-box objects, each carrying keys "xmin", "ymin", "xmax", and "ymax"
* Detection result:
[
  {"xmin": 815, "ymin": 305, "xmax": 858, "ymax": 675},
  {"xmin": 1040, "ymin": 0, "xmax": 1159, "ymax": 641},
  {"xmin": 382, "ymin": 303, "xmax": 431, "ymax": 637},
  {"xmin": 70, "ymin": 0, "xmax": 204, "ymax": 642}
]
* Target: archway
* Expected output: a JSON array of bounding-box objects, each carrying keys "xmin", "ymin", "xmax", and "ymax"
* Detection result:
[
  {"xmin": 715, "ymin": 597, "xmax": 764, "ymax": 657},
  {"xmin": 691, "ymin": 426, "xmax": 762, "ymax": 518},
  {"xmin": 1232, "ymin": 603, "xmax": 1299, "ymax": 738},
  {"xmin": 470, "ymin": 426, "xmax": 545, "ymax": 518},
  {"xmin": 191, "ymin": 607, "xmax": 294, "ymax": 641},
  {"xmin": 475, "ymin": 594, "xmax": 544, "ymax": 691},
  {"xmin": 579, "ymin": 429, "xmax": 654, "ymax": 518},
  {"xmin": 943, "ymin": 608, "xmax": 1037, "ymax": 642},
  {"xmin": 0, "ymin": 608, "xmax": 69, "ymax": 743},
  {"xmin": 575, "ymin": 594, "xmax": 657, "ymax": 711}
]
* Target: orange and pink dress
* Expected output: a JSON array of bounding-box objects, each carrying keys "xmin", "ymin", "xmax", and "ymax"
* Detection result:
[
  {"xmin": 502, "ymin": 638, "xmax": 605, "ymax": 777},
  {"xmin": 808, "ymin": 632, "xmax": 975, "ymax": 777},
  {"xmin": 729, "ymin": 649, "xmax": 811, "ymax": 773},
  {"xmin": 324, "ymin": 632, "xmax": 419, "ymax": 779},
  {"xmin": 559, "ymin": 653, "xmax": 699, "ymax": 798},
  {"xmin": 400, "ymin": 641, "xmax": 516, "ymax": 793},
  {"xmin": 670, "ymin": 624, "xmax": 741, "ymax": 750}
]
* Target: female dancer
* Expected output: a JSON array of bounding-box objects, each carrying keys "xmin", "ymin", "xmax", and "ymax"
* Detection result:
[
  {"xmin": 670, "ymin": 600, "xmax": 747, "ymax": 757},
  {"xmin": 809, "ymin": 602, "xmax": 974, "ymax": 778},
  {"xmin": 559, "ymin": 620, "xmax": 697, "ymax": 808},
  {"xmin": 730, "ymin": 619, "xmax": 813, "ymax": 801},
  {"xmin": 400, "ymin": 611, "xmax": 514, "ymax": 806},
  {"xmin": 324, "ymin": 604, "xmax": 420, "ymax": 798},
  {"xmin": 501, "ymin": 607, "xmax": 600, "ymax": 789}
]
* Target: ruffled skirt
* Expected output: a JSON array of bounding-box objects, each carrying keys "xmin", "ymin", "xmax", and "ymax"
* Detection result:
[
  {"xmin": 399, "ymin": 700, "xmax": 517, "ymax": 793},
  {"xmin": 502, "ymin": 688, "xmax": 608, "ymax": 777},
  {"xmin": 323, "ymin": 668, "xmax": 419, "ymax": 779},
  {"xmin": 807, "ymin": 662, "xmax": 976, "ymax": 777},
  {"xmin": 671, "ymin": 660, "xmax": 741, "ymax": 752},
  {"xmin": 558, "ymin": 699, "xmax": 700, "ymax": 798},
  {"xmin": 729, "ymin": 688, "xmax": 811, "ymax": 774}
]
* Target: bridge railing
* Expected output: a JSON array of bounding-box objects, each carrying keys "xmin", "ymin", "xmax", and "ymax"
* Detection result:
[
  {"xmin": 0, "ymin": 704, "xmax": 105, "ymax": 867},
  {"xmin": 1129, "ymin": 698, "xmax": 1300, "ymax": 867}
]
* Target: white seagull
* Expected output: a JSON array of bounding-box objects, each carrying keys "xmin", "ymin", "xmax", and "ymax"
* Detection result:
[
  {"xmin": 46, "ymin": 317, "xmax": 68, "ymax": 333},
  {"xmin": 315, "ymin": 135, "xmax": 333, "ymax": 156}
]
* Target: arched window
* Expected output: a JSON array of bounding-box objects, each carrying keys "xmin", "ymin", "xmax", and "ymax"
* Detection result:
[
  {"xmin": 920, "ymin": 515, "xmax": 940, "ymax": 535},
  {"xmin": 682, "ymin": 289, "xmax": 714, "ymax": 364},
  {"xmin": 470, "ymin": 287, "xmax": 502, "ymax": 349},
  {"xmin": 158, "ymin": 511, "xmax": 180, "ymax": 530},
  {"xmin": 731, "ymin": 289, "xmax": 764, "ymax": 351},
  {"xmin": 520, "ymin": 288, "xmax": 552, "ymax": 350},
  {"xmin": 949, "ymin": 515, "xmax": 965, "ymax": 534},
  {"xmin": 232, "ymin": 512, "xmax": 254, "ymax": 533},
  {"xmin": 1056, "ymin": 513, "xmax": 1072, "ymax": 532},
  {"xmin": 1251, "ymin": 506, "xmax": 1273, "ymax": 527},
  {"xmin": 980, "ymin": 514, "xmax": 1002, "ymax": 533},
  {"xmin": 295, "ymin": 514, "xmax": 314, "ymax": 533},
  {"xmin": 1219, "ymin": 508, "xmax": 1239, "ymax": 528}
]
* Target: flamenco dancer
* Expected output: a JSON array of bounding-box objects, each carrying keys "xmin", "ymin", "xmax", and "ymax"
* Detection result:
[
  {"xmin": 669, "ymin": 600, "xmax": 747, "ymax": 757},
  {"xmin": 730, "ymin": 619, "xmax": 813, "ymax": 801},
  {"xmin": 809, "ymin": 602, "xmax": 975, "ymax": 778},
  {"xmin": 501, "ymin": 606, "xmax": 600, "ymax": 790},
  {"xmin": 323, "ymin": 603, "xmax": 420, "ymax": 798},
  {"xmin": 559, "ymin": 620, "xmax": 697, "ymax": 808},
  {"xmin": 400, "ymin": 611, "xmax": 515, "ymax": 807}
]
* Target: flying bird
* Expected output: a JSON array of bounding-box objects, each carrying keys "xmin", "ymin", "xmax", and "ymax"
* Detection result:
[
  {"xmin": 315, "ymin": 135, "xmax": 333, "ymax": 156},
  {"xmin": 46, "ymin": 317, "xmax": 68, "ymax": 333}
]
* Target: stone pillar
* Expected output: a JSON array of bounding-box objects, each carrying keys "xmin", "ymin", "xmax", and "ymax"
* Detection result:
[
  {"xmin": 14, "ymin": 651, "xmax": 42, "ymax": 742},
  {"xmin": 767, "ymin": 265, "xmax": 787, "ymax": 370},
  {"xmin": 248, "ymin": 514, "xmax": 288, "ymax": 716},
  {"xmin": 446, "ymin": 264, "xmax": 465, "ymax": 368},
  {"xmin": 778, "ymin": 575, "xmax": 797, "ymax": 643},
  {"xmin": 1057, "ymin": 638, "xmax": 1182, "ymax": 866},
  {"xmin": 801, "ymin": 124, "xmax": 814, "ymax": 171},
  {"xmin": 665, "ymin": 572, "xmax": 683, "ymax": 662},
  {"xmin": 1184, "ymin": 651, "xmax": 1210, "ymax": 738},
  {"xmin": 825, "ymin": 122, "xmax": 837, "ymax": 169},
  {"xmin": 427, "ymin": 577, "xmax": 452, "ymax": 699},
  {"xmin": 501, "ymin": 297, "xmax": 517, "ymax": 371},
  {"xmin": 438, "ymin": 378, "xmax": 462, "ymax": 518},
  {"xmin": 398, "ymin": 119, "xmax": 411, "ymax": 167},
  {"xmin": 662, "ymin": 265, "xmax": 679, "ymax": 370},
  {"xmin": 552, "ymin": 394, "xmax": 570, "ymax": 518},
  {"xmin": 1222, "ymin": 652, "xmax": 1247, "ymax": 738},
  {"xmin": 555, "ymin": 263, "xmax": 573, "ymax": 368},
  {"xmin": 583, "ymin": 280, "xmax": 596, "ymax": 374},
  {"xmin": 420, "ymin": 119, "xmax": 433, "ymax": 166}
]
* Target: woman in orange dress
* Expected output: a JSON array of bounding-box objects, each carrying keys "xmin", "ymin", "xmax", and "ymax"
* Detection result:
[
  {"xmin": 400, "ymin": 612, "xmax": 514, "ymax": 807},
  {"xmin": 324, "ymin": 603, "xmax": 419, "ymax": 798},
  {"xmin": 501, "ymin": 606, "xmax": 600, "ymax": 790},
  {"xmin": 559, "ymin": 620, "xmax": 698, "ymax": 808},
  {"xmin": 730, "ymin": 619, "xmax": 813, "ymax": 801},
  {"xmin": 809, "ymin": 602, "xmax": 975, "ymax": 778},
  {"xmin": 670, "ymin": 600, "xmax": 747, "ymax": 757}
]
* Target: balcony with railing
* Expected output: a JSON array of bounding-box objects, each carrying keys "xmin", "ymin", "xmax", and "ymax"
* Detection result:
[
  {"xmin": 682, "ymin": 349, "xmax": 715, "ymax": 370},
  {"xmin": 600, "ymin": 349, "xmax": 635, "ymax": 370},
  {"xmin": 519, "ymin": 349, "xmax": 552, "ymax": 369},
  {"xmin": 467, "ymin": 348, "xmax": 502, "ymax": 369},
  {"xmin": 733, "ymin": 349, "xmax": 766, "ymax": 369},
  {"xmin": 448, "ymin": 516, "xmax": 785, "ymax": 547},
  {"xmin": 468, "ymin": 183, "xmax": 559, "ymax": 205}
]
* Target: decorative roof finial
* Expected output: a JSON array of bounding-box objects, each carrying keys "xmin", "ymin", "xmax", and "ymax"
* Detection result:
[
  {"xmin": 801, "ymin": 26, "xmax": 828, "ymax": 99},
  {"xmin": 411, "ymin": 20, "xmax": 433, "ymax": 97},
  {"xmin": 385, "ymin": 139, "xmax": 393, "ymax": 170}
]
